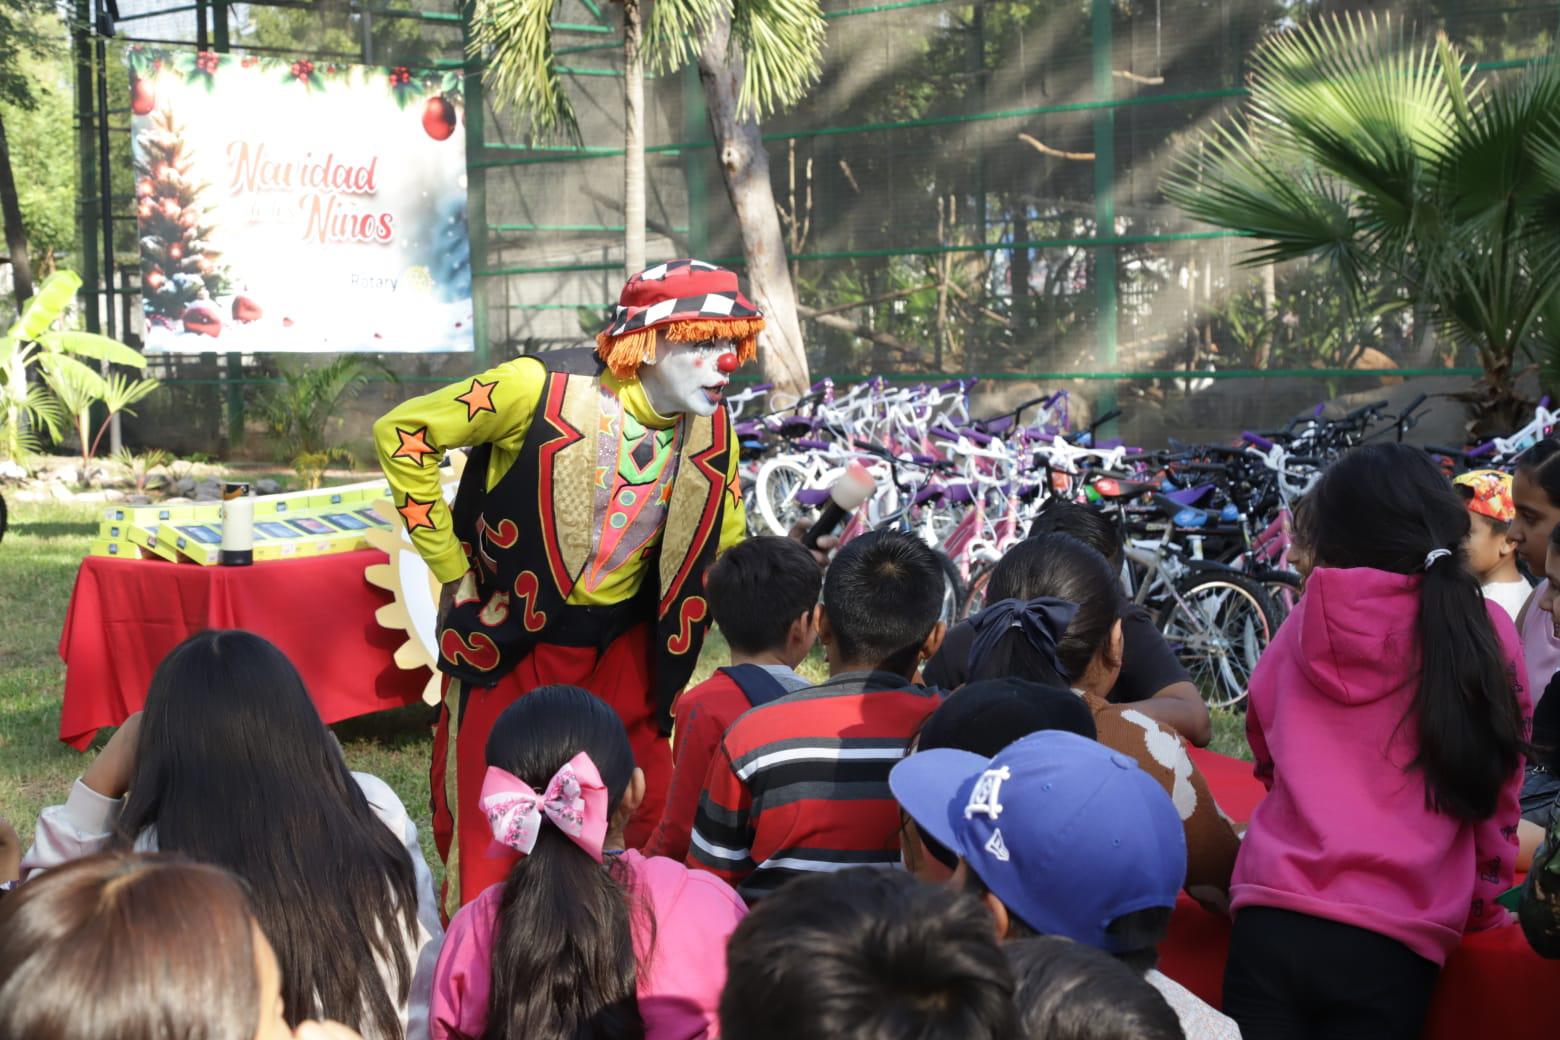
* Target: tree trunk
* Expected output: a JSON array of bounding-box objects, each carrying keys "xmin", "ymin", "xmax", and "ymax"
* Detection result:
[
  {"xmin": 622, "ymin": 0, "xmax": 647, "ymax": 276},
  {"xmin": 1254, "ymin": 261, "xmax": 1276, "ymax": 369},
  {"xmin": 697, "ymin": 18, "xmax": 809, "ymax": 400},
  {"xmin": 0, "ymin": 114, "xmax": 35, "ymax": 308}
]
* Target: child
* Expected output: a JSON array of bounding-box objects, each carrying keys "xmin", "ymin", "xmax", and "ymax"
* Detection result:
[
  {"xmin": 1006, "ymin": 938, "xmax": 1183, "ymax": 1040},
  {"xmin": 718, "ymin": 867, "xmax": 1018, "ymax": 1040},
  {"xmin": 957, "ymin": 533, "xmax": 1241, "ymax": 912},
  {"xmin": 1225, "ymin": 443, "xmax": 1529, "ymax": 1039},
  {"xmin": 645, "ymin": 535, "xmax": 820, "ymax": 861},
  {"xmin": 0, "ymin": 851, "xmax": 368, "ymax": 1040},
  {"xmin": 21, "ymin": 630, "xmax": 441, "ymax": 1040},
  {"xmin": 928, "ymin": 498, "xmax": 1212, "ymax": 747},
  {"xmin": 430, "ymin": 685, "xmax": 746, "ymax": 1040},
  {"xmin": 1454, "ymin": 469, "xmax": 1530, "ymax": 623},
  {"xmin": 687, "ymin": 530, "xmax": 947, "ymax": 900},
  {"xmin": 899, "ymin": 678, "xmax": 1097, "ymax": 882},
  {"xmin": 892, "ymin": 729, "xmax": 1238, "ymax": 1040},
  {"xmin": 1510, "ymin": 439, "xmax": 1560, "ymax": 700}
]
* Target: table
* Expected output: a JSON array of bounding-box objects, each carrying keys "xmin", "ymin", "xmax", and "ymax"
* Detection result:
[
  {"xmin": 58, "ymin": 550, "xmax": 427, "ymax": 749},
  {"xmin": 1165, "ymin": 748, "xmax": 1551, "ymax": 1040}
]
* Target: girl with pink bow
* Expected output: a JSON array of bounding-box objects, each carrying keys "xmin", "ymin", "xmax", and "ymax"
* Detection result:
[{"xmin": 429, "ymin": 685, "xmax": 747, "ymax": 1040}]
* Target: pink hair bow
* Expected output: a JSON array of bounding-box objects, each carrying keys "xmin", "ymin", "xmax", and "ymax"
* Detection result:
[{"xmin": 478, "ymin": 752, "xmax": 610, "ymax": 863}]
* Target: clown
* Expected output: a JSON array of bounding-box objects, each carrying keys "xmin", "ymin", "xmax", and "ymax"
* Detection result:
[{"xmin": 374, "ymin": 260, "xmax": 760, "ymax": 909}]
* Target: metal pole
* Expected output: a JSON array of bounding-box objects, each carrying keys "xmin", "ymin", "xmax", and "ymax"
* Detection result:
[
  {"xmin": 1091, "ymin": 0, "xmax": 1117, "ymax": 430},
  {"xmin": 93, "ymin": 0, "xmax": 122, "ymax": 455},
  {"xmin": 73, "ymin": 0, "xmax": 100, "ymax": 337},
  {"xmin": 461, "ymin": 0, "xmax": 490, "ymax": 366},
  {"xmin": 681, "ymin": 63, "xmax": 709, "ymax": 258}
]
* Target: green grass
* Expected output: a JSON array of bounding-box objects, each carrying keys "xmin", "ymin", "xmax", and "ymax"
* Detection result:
[{"xmin": 0, "ymin": 496, "xmax": 1246, "ymax": 892}]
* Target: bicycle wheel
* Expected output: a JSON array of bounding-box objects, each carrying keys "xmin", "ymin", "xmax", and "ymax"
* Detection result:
[
  {"xmin": 1157, "ymin": 572, "xmax": 1277, "ymax": 710},
  {"xmin": 1258, "ymin": 570, "xmax": 1303, "ymax": 627},
  {"xmin": 960, "ymin": 560, "xmax": 996, "ymax": 618},
  {"xmin": 935, "ymin": 550, "xmax": 964, "ymax": 626},
  {"xmin": 755, "ymin": 459, "xmax": 810, "ymax": 536}
]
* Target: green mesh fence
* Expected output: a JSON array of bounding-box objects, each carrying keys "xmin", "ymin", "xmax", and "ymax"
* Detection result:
[{"xmin": 68, "ymin": 0, "xmax": 1558, "ymax": 455}]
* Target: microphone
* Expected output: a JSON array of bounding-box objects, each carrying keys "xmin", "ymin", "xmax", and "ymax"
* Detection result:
[{"xmin": 801, "ymin": 462, "xmax": 876, "ymax": 550}]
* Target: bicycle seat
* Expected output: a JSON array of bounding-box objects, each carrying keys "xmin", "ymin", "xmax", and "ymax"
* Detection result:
[{"xmin": 1089, "ymin": 476, "xmax": 1158, "ymax": 500}]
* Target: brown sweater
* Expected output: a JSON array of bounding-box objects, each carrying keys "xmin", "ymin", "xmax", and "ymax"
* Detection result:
[{"xmin": 1080, "ymin": 690, "xmax": 1240, "ymax": 913}]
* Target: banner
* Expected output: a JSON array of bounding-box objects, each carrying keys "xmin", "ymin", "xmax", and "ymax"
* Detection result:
[{"xmin": 128, "ymin": 48, "xmax": 474, "ymax": 354}]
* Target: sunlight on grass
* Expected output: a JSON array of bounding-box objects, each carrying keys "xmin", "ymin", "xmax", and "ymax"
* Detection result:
[{"xmin": 2, "ymin": 495, "xmax": 1247, "ymax": 895}]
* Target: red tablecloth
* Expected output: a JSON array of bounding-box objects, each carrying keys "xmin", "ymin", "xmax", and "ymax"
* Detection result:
[
  {"xmin": 1167, "ymin": 748, "xmax": 1552, "ymax": 1039},
  {"xmin": 58, "ymin": 551, "xmax": 427, "ymax": 749}
]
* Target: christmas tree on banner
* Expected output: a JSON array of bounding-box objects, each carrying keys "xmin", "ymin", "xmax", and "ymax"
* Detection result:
[{"xmin": 134, "ymin": 106, "xmax": 229, "ymax": 336}]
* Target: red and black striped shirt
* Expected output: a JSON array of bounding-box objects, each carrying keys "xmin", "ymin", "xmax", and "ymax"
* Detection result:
[{"xmin": 686, "ymin": 670, "xmax": 944, "ymax": 901}]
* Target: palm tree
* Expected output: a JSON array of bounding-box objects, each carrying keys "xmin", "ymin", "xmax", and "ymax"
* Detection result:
[
  {"xmin": 471, "ymin": 0, "xmax": 824, "ymax": 397},
  {"xmin": 1162, "ymin": 14, "xmax": 1560, "ymax": 432}
]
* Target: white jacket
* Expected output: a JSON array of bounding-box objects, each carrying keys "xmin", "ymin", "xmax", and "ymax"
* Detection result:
[{"xmin": 22, "ymin": 771, "xmax": 442, "ymax": 1040}]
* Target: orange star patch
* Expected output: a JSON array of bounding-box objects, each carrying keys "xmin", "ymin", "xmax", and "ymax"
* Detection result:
[
  {"xmin": 391, "ymin": 425, "xmax": 437, "ymax": 467},
  {"xmin": 397, "ymin": 495, "xmax": 437, "ymax": 532},
  {"xmin": 455, "ymin": 377, "xmax": 498, "ymax": 422}
]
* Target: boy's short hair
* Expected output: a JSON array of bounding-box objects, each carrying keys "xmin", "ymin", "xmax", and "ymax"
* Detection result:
[
  {"xmin": 822, "ymin": 530, "xmax": 945, "ymax": 673},
  {"xmin": 718, "ymin": 867, "xmax": 1018, "ymax": 1040},
  {"xmin": 1005, "ymin": 937, "xmax": 1183, "ymax": 1040},
  {"xmin": 705, "ymin": 536, "xmax": 822, "ymax": 655},
  {"xmin": 1027, "ymin": 498, "xmax": 1123, "ymax": 568}
]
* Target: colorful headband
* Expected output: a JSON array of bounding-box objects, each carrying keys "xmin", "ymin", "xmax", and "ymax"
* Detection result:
[{"xmin": 478, "ymin": 752, "xmax": 610, "ymax": 863}]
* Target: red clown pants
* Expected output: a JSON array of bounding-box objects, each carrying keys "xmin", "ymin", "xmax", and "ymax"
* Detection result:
[{"xmin": 429, "ymin": 623, "xmax": 672, "ymax": 915}]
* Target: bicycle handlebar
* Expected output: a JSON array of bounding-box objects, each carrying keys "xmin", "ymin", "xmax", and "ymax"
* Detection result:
[{"xmin": 1242, "ymin": 431, "xmax": 1275, "ymax": 450}]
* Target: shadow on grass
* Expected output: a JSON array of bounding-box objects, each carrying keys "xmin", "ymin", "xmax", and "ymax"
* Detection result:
[
  {"xmin": 331, "ymin": 702, "xmax": 439, "ymax": 748},
  {"xmin": 13, "ymin": 521, "xmax": 101, "ymax": 541}
]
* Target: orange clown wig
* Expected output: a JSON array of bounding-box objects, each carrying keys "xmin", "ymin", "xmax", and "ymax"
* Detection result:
[{"xmin": 595, "ymin": 259, "xmax": 765, "ymax": 380}]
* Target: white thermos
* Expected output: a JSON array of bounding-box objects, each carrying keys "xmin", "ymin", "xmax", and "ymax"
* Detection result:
[{"xmin": 220, "ymin": 482, "xmax": 254, "ymax": 566}]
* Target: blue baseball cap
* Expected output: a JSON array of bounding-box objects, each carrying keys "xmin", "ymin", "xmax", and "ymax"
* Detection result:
[{"xmin": 889, "ymin": 729, "xmax": 1186, "ymax": 953}]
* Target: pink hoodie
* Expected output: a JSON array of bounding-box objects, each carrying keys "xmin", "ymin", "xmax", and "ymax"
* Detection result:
[
  {"xmin": 1231, "ymin": 566, "xmax": 1530, "ymax": 966},
  {"xmin": 431, "ymin": 850, "xmax": 745, "ymax": 1039}
]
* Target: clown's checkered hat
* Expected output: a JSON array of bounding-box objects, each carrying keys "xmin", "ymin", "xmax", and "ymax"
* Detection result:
[{"xmin": 595, "ymin": 259, "xmax": 764, "ymax": 379}]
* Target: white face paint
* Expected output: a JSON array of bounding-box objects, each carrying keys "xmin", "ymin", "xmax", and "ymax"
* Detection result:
[{"xmin": 639, "ymin": 336, "xmax": 735, "ymax": 417}]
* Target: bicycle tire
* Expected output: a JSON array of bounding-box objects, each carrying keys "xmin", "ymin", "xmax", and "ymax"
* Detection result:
[
  {"xmin": 960, "ymin": 560, "xmax": 996, "ymax": 619},
  {"xmin": 1258, "ymin": 570, "xmax": 1303, "ymax": 627},
  {"xmin": 935, "ymin": 550, "xmax": 964, "ymax": 626},
  {"xmin": 1157, "ymin": 572, "xmax": 1278, "ymax": 710},
  {"xmin": 755, "ymin": 458, "xmax": 810, "ymax": 537},
  {"xmin": 0, "ymin": 490, "xmax": 6, "ymax": 545}
]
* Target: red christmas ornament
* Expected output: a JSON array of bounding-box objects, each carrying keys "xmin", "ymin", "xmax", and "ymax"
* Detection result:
[
  {"xmin": 143, "ymin": 269, "xmax": 165, "ymax": 292},
  {"xmin": 160, "ymin": 199, "xmax": 180, "ymax": 220},
  {"xmin": 137, "ymin": 200, "xmax": 154, "ymax": 220},
  {"xmin": 130, "ymin": 76, "xmax": 155, "ymax": 115},
  {"xmin": 182, "ymin": 302, "xmax": 223, "ymax": 338},
  {"xmin": 135, "ymin": 178, "xmax": 154, "ymax": 199},
  {"xmin": 422, "ymin": 96, "xmax": 457, "ymax": 141},
  {"xmin": 233, "ymin": 295, "xmax": 263, "ymax": 322},
  {"xmin": 167, "ymin": 242, "xmax": 184, "ymax": 260}
]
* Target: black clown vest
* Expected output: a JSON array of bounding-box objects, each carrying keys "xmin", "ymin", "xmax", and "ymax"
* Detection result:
[{"xmin": 439, "ymin": 349, "xmax": 732, "ymax": 733}]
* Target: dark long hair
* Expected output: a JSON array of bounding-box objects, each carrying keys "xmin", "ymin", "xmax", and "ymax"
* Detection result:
[
  {"xmin": 115, "ymin": 630, "xmax": 418, "ymax": 1038},
  {"xmin": 478, "ymin": 685, "xmax": 644, "ymax": 1040},
  {"xmin": 1301, "ymin": 444, "xmax": 1528, "ymax": 821},
  {"xmin": 0, "ymin": 852, "xmax": 262, "ymax": 1040},
  {"xmin": 1518, "ymin": 438, "xmax": 1560, "ymax": 506},
  {"xmin": 971, "ymin": 533, "xmax": 1124, "ymax": 684}
]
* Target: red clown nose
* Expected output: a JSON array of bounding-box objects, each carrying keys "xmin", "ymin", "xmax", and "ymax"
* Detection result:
[{"xmin": 716, "ymin": 351, "xmax": 740, "ymax": 374}]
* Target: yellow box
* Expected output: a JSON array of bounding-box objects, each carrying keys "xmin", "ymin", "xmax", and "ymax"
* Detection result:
[
  {"xmin": 123, "ymin": 523, "xmax": 180, "ymax": 563},
  {"xmin": 102, "ymin": 502, "xmax": 221, "ymax": 525},
  {"xmin": 88, "ymin": 538, "xmax": 147, "ymax": 560}
]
